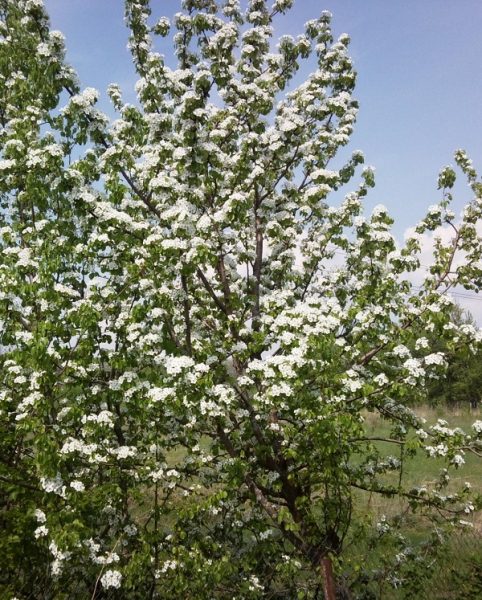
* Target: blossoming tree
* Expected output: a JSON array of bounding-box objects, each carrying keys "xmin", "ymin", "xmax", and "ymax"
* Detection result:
[{"xmin": 1, "ymin": 0, "xmax": 481, "ymax": 597}]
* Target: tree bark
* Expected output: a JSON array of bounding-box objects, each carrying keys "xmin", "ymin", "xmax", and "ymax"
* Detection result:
[{"xmin": 321, "ymin": 556, "xmax": 336, "ymax": 600}]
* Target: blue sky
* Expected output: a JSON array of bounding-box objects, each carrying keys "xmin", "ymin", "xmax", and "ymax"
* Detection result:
[{"xmin": 44, "ymin": 0, "xmax": 482, "ymax": 316}]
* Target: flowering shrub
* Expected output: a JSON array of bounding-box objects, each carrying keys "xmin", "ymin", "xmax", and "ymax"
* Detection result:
[{"xmin": 0, "ymin": 0, "xmax": 481, "ymax": 597}]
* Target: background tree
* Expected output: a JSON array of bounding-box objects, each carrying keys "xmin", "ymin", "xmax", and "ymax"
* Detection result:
[
  {"xmin": 425, "ymin": 305, "xmax": 482, "ymax": 409},
  {"xmin": 1, "ymin": 0, "xmax": 482, "ymax": 598}
]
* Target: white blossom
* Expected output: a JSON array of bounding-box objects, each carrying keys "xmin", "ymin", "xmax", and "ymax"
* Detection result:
[
  {"xmin": 34, "ymin": 525, "xmax": 49, "ymax": 538},
  {"xmin": 34, "ymin": 509, "xmax": 47, "ymax": 523},
  {"xmin": 100, "ymin": 569, "xmax": 122, "ymax": 589},
  {"xmin": 70, "ymin": 480, "xmax": 85, "ymax": 492}
]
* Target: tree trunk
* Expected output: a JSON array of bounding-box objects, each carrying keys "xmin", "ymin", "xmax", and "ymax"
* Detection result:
[{"xmin": 321, "ymin": 556, "xmax": 336, "ymax": 600}]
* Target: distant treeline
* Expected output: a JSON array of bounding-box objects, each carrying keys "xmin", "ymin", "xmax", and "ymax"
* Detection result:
[{"xmin": 427, "ymin": 305, "xmax": 482, "ymax": 409}]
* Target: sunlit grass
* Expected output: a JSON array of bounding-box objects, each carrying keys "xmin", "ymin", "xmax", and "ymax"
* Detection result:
[{"xmin": 355, "ymin": 406, "xmax": 482, "ymax": 529}]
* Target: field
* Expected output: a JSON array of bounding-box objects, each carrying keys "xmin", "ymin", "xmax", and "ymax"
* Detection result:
[
  {"xmin": 357, "ymin": 405, "xmax": 482, "ymax": 526},
  {"xmin": 346, "ymin": 405, "xmax": 482, "ymax": 599}
]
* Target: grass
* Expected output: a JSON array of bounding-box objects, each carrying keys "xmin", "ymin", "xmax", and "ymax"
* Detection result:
[
  {"xmin": 344, "ymin": 405, "xmax": 482, "ymax": 599},
  {"xmin": 356, "ymin": 405, "xmax": 482, "ymax": 530}
]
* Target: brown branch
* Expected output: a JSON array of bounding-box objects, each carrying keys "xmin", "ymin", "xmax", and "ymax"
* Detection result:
[
  {"xmin": 461, "ymin": 446, "xmax": 482, "ymax": 458},
  {"xmin": 196, "ymin": 268, "xmax": 229, "ymax": 314},
  {"xmin": 258, "ymin": 141, "xmax": 302, "ymax": 204},
  {"xmin": 0, "ymin": 475, "xmax": 40, "ymax": 492},
  {"xmin": 214, "ymin": 422, "xmax": 311, "ymax": 558},
  {"xmin": 216, "ymin": 253, "xmax": 232, "ymax": 312},
  {"xmin": 181, "ymin": 274, "xmax": 192, "ymax": 355},
  {"xmin": 164, "ymin": 315, "xmax": 183, "ymax": 350},
  {"xmin": 252, "ymin": 207, "xmax": 263, "ymax": 327},
  {"xmin": 349, "ymin": 437, "xmax": 406, "ymax": 445}
]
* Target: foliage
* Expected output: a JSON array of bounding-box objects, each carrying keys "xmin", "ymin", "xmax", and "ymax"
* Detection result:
[
  {"xmin": 0, "ymin": 0, "xmax": 482, "ymax": 597},
  {"xmin": 418, "ymin": 532, "xmax": 482, "ymax": 600}
]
